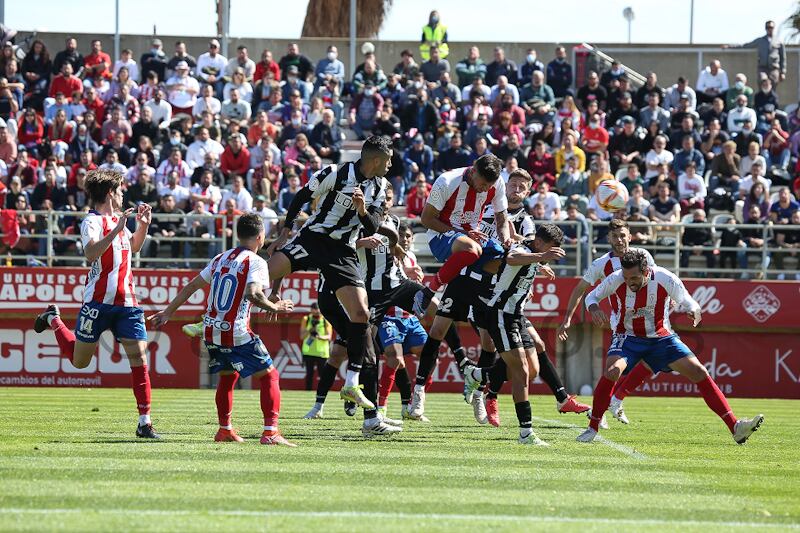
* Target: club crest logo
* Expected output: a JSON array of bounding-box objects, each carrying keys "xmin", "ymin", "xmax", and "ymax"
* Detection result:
[{"xmin": 742, "ymin": 285, "xmax": 780, "ymax": 323}]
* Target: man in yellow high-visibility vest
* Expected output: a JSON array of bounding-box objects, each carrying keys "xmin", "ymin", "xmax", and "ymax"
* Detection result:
[
  {"xmin": 420, "ymin": 10, "xmax": 449, "ymax": 61},
  {"xmin": 300, "ymin": 302, "xmax": 332, "ymax": 391}
]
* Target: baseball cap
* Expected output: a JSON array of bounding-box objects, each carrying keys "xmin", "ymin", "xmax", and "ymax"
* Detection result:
[
  {"xmin": 176, "ymin": 61, "xmax": 189, "ymax": 70},
  {"xmin": 209, "ymin": 39, "xmax": 220, "ymax": 48},
  {"xmin": 0, "ymin": 118, "xmax": 6, "ymax": 129},
  {"xmin": 255, "ymin": 194, "xmax": 267, "ymax": 202},
  {"xmin": 621, "ymin": 115, "xmax": 635, "ymax": 124},
  {"xmin": 152, "ymin": 38, "xmax": 162, "ymax": 46},
  {"xmin": 413, "ymin": 134, "xmax": 424, "ymax": 144}
]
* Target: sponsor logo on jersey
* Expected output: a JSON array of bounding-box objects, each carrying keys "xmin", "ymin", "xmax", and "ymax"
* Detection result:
[{"xmin": 203, "ymin": 316, "xmax": 232, "ymax": 331}]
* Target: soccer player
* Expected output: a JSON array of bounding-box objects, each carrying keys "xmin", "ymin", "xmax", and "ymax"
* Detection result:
[
  {"xmin": 576, "ymin": 250, "xmax": 764, "ymax": 444},
  {"xmin": 462, "ymin": 224, "xmax": 567, "ymax": 445},
  {"xmin": 267, "ymin": 136, "xmax": 391, "ymax": 415},
  {"xmin": 557, "ymin": 218, "xmax": 657, "ymax": 426},
  {"xmin": 33, "ymin": 169, "xmax": 159, "ymax": 439},
  {"xmin": 148, "ymin": 213, "xmax": 297, "ymax": 446},
  {"xmin": 413, "ymin": 154, "xmax": 511, "ymax": 314}
]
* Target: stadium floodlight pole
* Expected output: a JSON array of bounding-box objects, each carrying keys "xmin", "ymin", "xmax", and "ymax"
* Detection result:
[
  {"xmin": 689, "ymin": 0, "xmax": 695, "ymax": 44},
  {"xmin": 221, "ymin": 0, "xmax": 230, "ymax": 58},
  {"xmin": 114, "ymin": 0, "xmax": 120, "ymax": 69},
  {"xmin": 349, "ymin": 0, "xmax": 356, "ymax": 82}
]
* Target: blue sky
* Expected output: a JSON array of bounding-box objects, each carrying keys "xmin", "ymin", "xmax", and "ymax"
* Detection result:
[{"xmin": 6, "ymin": 0, "xmax": 799, "ymax": 44}]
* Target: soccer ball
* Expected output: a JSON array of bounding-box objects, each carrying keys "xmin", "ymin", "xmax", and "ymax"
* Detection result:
[{"xmin": 595, "ymin": 180, "xmax": 629, "ymax": 212}]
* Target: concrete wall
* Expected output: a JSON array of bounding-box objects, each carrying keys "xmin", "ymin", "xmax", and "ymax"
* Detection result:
[{"xmin": 20, "ymin": 31, "xmax": 800, "ymax": 104}]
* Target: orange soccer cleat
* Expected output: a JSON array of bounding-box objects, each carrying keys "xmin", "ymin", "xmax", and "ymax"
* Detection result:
[
  {"xmin": 485, "ymin": 397, "xmax": 501, "ymax": 427},
  {"xmin": 214, "ymin": 428, "xmax": 244, "ymax": 443},
  {"xmin": 260, "ymin": 430, "xmax": 298, "ymax": 447},
  {"xmin": 557, "ymin": 395, "xmax": 591, "ymax": 414}
]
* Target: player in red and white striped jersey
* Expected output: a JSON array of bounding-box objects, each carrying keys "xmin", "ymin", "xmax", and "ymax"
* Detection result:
[
  {"xmin": 149, "ymin": 213, "xmax": 297, "ymax": 446},
  {"xmin": 33, "ymin": 169, "xmax": 159, "ymax": 439},
  {"xmin": 577, "ymin": 250, "xmax": 764, "ymax": 445},
  {"xmin": 557, "ymin": 218, "xmax": 656, "ymax": 426}
]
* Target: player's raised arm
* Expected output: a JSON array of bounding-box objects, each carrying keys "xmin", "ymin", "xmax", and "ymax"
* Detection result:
[
  {"xmin": 147, "ymin": 274, "xmax": 209, "ymax": 328},
  {"xmin": 662, "ymin": 270, "xmax": 702, "ymax": 326},
  {"xmin": 558, "ymin": 279, "xmax": 592, "ymax": 340},
  {"xmin": 129, "ymin": 204, "xmax": 152, "ymax": 254},
  {"xmin": 491, "ymin": 178, "xmax": 510, "ymax": 245},
  {"xmin": 505, "ymin": 245, "xmax": 566, "ymax": 266}
]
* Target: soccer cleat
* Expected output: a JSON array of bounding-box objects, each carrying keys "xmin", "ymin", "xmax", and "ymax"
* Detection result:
[
  {"xmin": 362, "ymin": 418, "xmax": 403, "ymax": 438},
  {"xmin": 182, "ymin": 321, "xmax": 203, "ymax": 338},
  {"xmin": 485, "ymin": 397, "xmax": 500, "ymax": 427},
  {"xmin": 34, "ymin": 304, "xmax": 60, "ymax": 333},
  {"xmin": 339, "ymin": 386, "xmax": 375, "ymax": 410},
  {"xmin": 608, "ymin": 396, "xmax": 630, "ymax": 424},
  {"xmin": 410, "ymin": 387, "xmax": 426, "ymax": 418},
  {"xmin": 377, "ymin": 405, "xmax": 387, "ymax": 417},
  {"xmin": 260, "ymin": 430, "xmax": 298, "ymax": 447},
  {"xmin": 733, "ymin": 414, "xmax": 764, "ymax": 445},
  {"xmin": 557, "ymin": 395, "xmax": 591, "ymax": 414},
  {"xmin": 402, "ymin": 404, "xmax": 430, "ymax": 422},
  {"xmin": 303, "ymin": 407, "xmax": 323, "ymax": 419},
  {"xmin": 587, "ymin": 410, "xmax": 609, "ymax": 430},
  {"xmin": 136, "ymin": 423, "xmax": 161, "ymax": 439},
  {"xmin": 576, "ymin": 427, "xmax": 598, "ymax": 443},
  {"xmin": 214, "ymin": 428, "xmax": 244, "ymax": 442},
  {"xmin": 412, "ymin": 287, "xmax": 435, "ymax": 317},
  {"xmin": 519, "ymin": 432, "xmax": 549, "ymax": 446},
  {"xmin": 379, "ymin": 412, "xmax": 404, "ymax": 426},
  {"xmin": 343, "ymin": 401, "xmax": 357, "ymax": 417},
  {"xmin": 471, "ymin": 391, "xmax": 488, "ymax": 425},
  {"xmin": 461, "ymin": 364, "xmax": 482, "ymax": 400}
]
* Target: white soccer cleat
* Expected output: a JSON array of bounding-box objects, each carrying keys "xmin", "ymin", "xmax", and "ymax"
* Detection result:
[
  {"xmin": 410, "ymin": 386, "xmax": 426, "ymax": 419},
  {"xmin": 733, "ymin": 414, "xmax": 764, "ymax": 445},
  {"xmin": 378, "ymin": 409, "xmax": 404, "ymax": 426},
  {"xmin": 303, "ymin": 407, "xmax": 323, "ymax": 419},
  {"xmin": 576, "ymin": 427, "xmax": 598, "ymax": 443},
  {"xmin": 471, "ymin": 391, "xmax": 488, "ymax": 425},
  {"xmin": 608, "ymin": 395, "xmax": 630, "ymax": 424},
  {"xmin": 402, "ymin": 404, "xmax": 430, "ymax": 422},
  {"xmin": 587, "ymin": 409, "xmax": 609, "ymax": 429},
  {"xmin": 362, "ymin": 418, "xmax": 403, "ymax": 438},
  {"xmin": 462, "ymin": 364, "xmax": 482, "ymax": 401},
  {"xmin": 519, "ymin": 432, "xmax": 549, "ymax": 446}
]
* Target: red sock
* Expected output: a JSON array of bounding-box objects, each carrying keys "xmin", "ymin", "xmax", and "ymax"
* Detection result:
[
  {"xmin": 589, "ymin": 376, "xmax": 615, "ymax": 431},
  {"xmin": 51, "ymin": 317, "xmax": 76, "ymax": 362},
  {"xmin": 697, "ymin": 376, "xmax": 737, "ymax": 433},
  {"xmin": 432, "ymin": 249, "xmax": 480, "ymax": 289},
  {"xmin": 260, "ymin": 370, "xmax": 281, "ymax": 429},
  {"xmin": 215, "ymin": 373, "xmax": 239, "ymax": 427},
  {"xmin": 378, "ymin": 366, "xmax": 397, "ymax": 407},
  {"xmin": 613, "ymin": 364, "xmax": 652, "ymax": 400},
  {"xmin": 130, "ymin": 365, "xmax": 151, "ymax": 416}
]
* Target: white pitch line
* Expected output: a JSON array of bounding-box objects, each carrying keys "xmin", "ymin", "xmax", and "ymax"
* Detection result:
[
  {"xmin": 0, "ymin": 508, "xmax": 795, "ymax": 529},
  {"xmin": 533, "ymin": 416, "xmax": 648, "ymax": 460}
]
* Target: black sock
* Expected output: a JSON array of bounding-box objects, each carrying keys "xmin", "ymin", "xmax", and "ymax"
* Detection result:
[
  {"xmin": 538, "ymin": 351, "xmax": 568, "ymax": 403},
  {"xmin": 487, "ymin": 358, "xmax": 507, "ymax": 400},
  {"xmin": 443, "ymin": 325, "xmax": 467, "ymax": 368},
  {"xmin": 394, "ymin": 366, "xmax": 412, "ymax": 402},
  {"xmin": 415, "ymin": 337, "xmax": 441, "ymax": 386},
  {"xmin": 346, "ymin": 322, "xmax": 369, "ymax": 373},
  {"xmin": 477, "ymin": 349, "xmax": 496, "ymax": 391},
  {"xmin": 315, "ymin": 363, "xmax": 339, "ymax": 404},
  {"xmin": 515, "ymin": 400, "xmax": 532, "ymax": 430},
  {"xmin": 362, "ymin": 362, "xmax": 379, "ymax": 421}
]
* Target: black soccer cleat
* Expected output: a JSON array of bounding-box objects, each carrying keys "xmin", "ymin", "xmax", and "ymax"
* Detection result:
[
  {"xmin": 343, "ymin": 401, "xmax": 357, "ymax": 417},
  {"xmin": 34, "ymin": 304, "xmax": 60, "ymax": 333},
  {"xmin": 136, "ymin": 423, "xmax": 162, "ymax": 439}
]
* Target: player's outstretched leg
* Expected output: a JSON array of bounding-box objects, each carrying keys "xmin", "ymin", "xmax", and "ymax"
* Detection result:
[
  {"xmin": 336, "ymin": 286, "xmax": 375, "ymax": 410},
  {"xmin": 214, "ymin": 372, "xmax": 243, "ymax": 442},
  {"xmin": 577, "ymin": 357, "xmax": 625, "ymax": 443},
  {"xmin": 259, "ymin": 369, "xmax": 297, "ymax": 447},
  {"xmin": 535, "ymin": 350, "xmax": 590, "ymax": 415},
  {"xmin": 34, "ymin": 305, "xmax": 75, "ymax": 362}
]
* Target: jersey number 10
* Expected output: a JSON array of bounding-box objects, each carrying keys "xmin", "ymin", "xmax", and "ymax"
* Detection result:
[{"xmin": 211, "ymin": 272, "xmax": 238, "ymax": 312}]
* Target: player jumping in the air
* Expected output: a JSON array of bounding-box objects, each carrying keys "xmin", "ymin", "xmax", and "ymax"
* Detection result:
[
  {"xmin": 33, "ymin": 169, "xmax": 159, "ymax": 439},
  {"xmin": 558, "ymin": 219, "xmax": 657, "ymax": 427},
  {"xmin": 577, "ymin": 250, "xmax": 764, "ymax": 444},
  {"xmin": 463, "ymin": 224, "xmax": 566, "ymax": 445},
  {"xmin": 149, "ymin": 213, "xmax": 297, "ymax": 446}
]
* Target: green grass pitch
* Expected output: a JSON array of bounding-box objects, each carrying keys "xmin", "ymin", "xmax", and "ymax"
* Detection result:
[{"xmin": 0, "ymin": 388, "xmax": 798, "ymax": 532}]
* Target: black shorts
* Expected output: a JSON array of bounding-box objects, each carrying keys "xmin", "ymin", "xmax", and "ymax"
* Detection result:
[
  {"xmin": 437, "ymin": 271, "xmax": 491, "ymax": 325},
  {"xmin": 485, "ymin": 308, "xmax": 534, "ymax": 353},
  {"xmin": 317, "ymin": 282, "xmax": 349, "ymax": 348},
  {"xmin": 280, "ymin": 230, "xmax": 364, "ymax": 292},
  {"xmin": 368, "ymin": 279, "xmax": 424, "ymax": 325}
]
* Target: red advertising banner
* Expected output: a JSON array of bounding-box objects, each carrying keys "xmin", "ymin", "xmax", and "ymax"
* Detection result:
[{"xmin": 603, "ymin": 331, "xmax": 800, "ymax": 399}]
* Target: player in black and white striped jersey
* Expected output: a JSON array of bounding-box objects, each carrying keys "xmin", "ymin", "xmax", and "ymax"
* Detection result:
[
  {"xmin": 266, "ymin": 136, "xmax": 393, "ymax": 435},
  {"xmin": 462, "ymin": 223, "xmax": 566, "ymax": 446}
]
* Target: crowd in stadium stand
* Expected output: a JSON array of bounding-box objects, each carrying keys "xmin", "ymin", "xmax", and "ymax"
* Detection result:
[{"xmin": 0, "ymin": 17, "xmax": 798, "ymax": 277}]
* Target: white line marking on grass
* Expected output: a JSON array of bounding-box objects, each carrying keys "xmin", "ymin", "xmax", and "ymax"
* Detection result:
[
  {"xmin": 533, "ymin": 416, "xmax": 648, "ymax": 460},
  {"xmin": 0, "ymin": 508, "xmax": 796, "ymax": 529}
]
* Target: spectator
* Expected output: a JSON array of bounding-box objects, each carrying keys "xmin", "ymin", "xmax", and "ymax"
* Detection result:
[
  {"xmin": 438, "ymin": 132, "xmax": 471, "ymax": 172},
  {"xmin": 672, "ymin": 135, "xmax": 705, "ymax": 176},
  {"xmin": 352, "ymin": 59, "xmax": 388, "ymax": 93},
  {"xmin": 608, "ymin": 116, "xmax": 643, "ymax": 173},
  {"xmin": 126, "ymin": 151, "xmax": 156, "ymax": 184},
  {"xmin": 742, "ymin": 180, "xmax": 770, "ymax": 221},
  {"xmin": 223, "ymin": 68, "xmax": 253, "ymax": 104},
  {"xmin": 677, "ymin": 161, "xmax": 707, "ymax": 214},
  {"xmin": 281, "ymin": 66, "xmax": 310, "ymax": 103},
  {"xmin": 189, "ymin": 169, "xmax": 223, "ymax": 214},
  {"xmin": 455, "ymin": 46, "xmax": 486, "ymax": 88},
  {"xmin": 278, "ymin": 43, "xmax": 314, "ymax": 82},
  {"xmin": 196, "ymin": 39, "xmax": 227, "ymax": 94},
  {"xmin": 156, "ymin": 147, "xmax": 191, "ymax": 187},
  {"xmin": 251, "ymin": 194, "xmax": 278, "ymax": 236},
  {"xmin": 67, "ymin": 148, "xmax": 96, "ymax": 187},
  {"xmin": 165, "ymin": 61, "xmax": 199, "ymax": 115},
  {"xmin": 144, "ymin": 88, "xmax": 172, "ymax": 130},
  {"xmin": 276, "ymin": 173, "xmax": 302, "ymax": 214},
  {"xmin": 49, "ymin": 63, "xmax": 82, "ymax": 100},
  {"xmin": 546, "ymin": 46, "xmax": 572, "ymax": 99},
  {"xmin": 518, "ymin": 48, "xmax": 544, "ymax": 83},
  {"xmin": 710, "ymin": 140, "xmax": 741, "ymax": 195},
  {"xmin": 405, "ymin": 173, "xmax": 431, "ymax": 218},
  {"xmin": 221, "ymin": 87, "xmax": 252, "ymax": 126},
  {"xmin": 309, "ymin": 109, "xmax": 342, "ymax": 163},
  {"xmin": 754, "ymin": 77, "xmax": 778, "ymax": 116},
  {"xmin": 185, "ymin": 127, "xmax": 224, "ymax": 169},
  {"xmin": 763, "ymin": 118, "xmax": 790, "ymax": 171},
  {"xmin": 492, "ymin": 111, "xmax": 524, "ymax": 147},
  {"xmin": 740, "ymin": 141, "xmax": 767, "ymax": 178},
  {"xmin": 527, "ymin": 140, "xmax": 556, "ymax": 188},
  {"xmin": 577, "ymin": 71, "xmax": 607, "ymax": 111},
  {"xmin": 21, "ymin": 40, "xmax": 52, "ymax": 107},
  {"xmin": 162, "ymin": 41, "xmax": 194, "ymax": 81},
  {"xmin": 582, "ymin": 113, "xmax": 609, "ymax": 160},
  {"xmin": 606, "ymin": 88, "xmax": 638, "ymax": 125},
  {"xmin": 632, "ymin": 71, "xmax": 663, "ymax": 108},
  {"xmin": 403, "ymin": 135, "xmax": 434, "ymax": 189},
  {"xmin": 490, "ymin": 76, "xmax": 521, "ymax": 107},
  {"xmin": 648, "ymin": 181, "xmax": 680, "ymax": 224},
  {"xmin": 420, "ymin": 10, "xmax": 449, "ymax": 60},
  {"xmin": 399, "ymin": 89, "xmax": 438, "ymax": 142},
  {"xmin": 529, "ymin": 182, "xmax": 561, "ymax": 220},
  {"xmin": 100, "ymin": 107, "xmax": 132, "ymax": 144},
  {"xmin": 700, "ymin": 97, "xmax": 728, "ymax": 129},
  {"xmin": 586, "ymin": 155, "xmax": 614, "ymax": 196},
  {"xmin": 220, "ymin": 135, "xmax": 251, "ymax": 180},
  {"xmin": 83, "ymin": 39, "xmax": 112, "ymax": 83},
  {"xmin": 696, "ymin": 59, "xmax": 729, "ymax": 104},
  {"xmin": 52, "ymin": 37, "xmax": 84, "ymax": 78},
  {"xmin": 420, "ymin": 45, "xmax": 450, "ymax": 83},
  {"xmin": 769, "ymin": 187, "xmax": 799, "ymax": 224},
  {"xmin": 393, "ymin": 49, "xmax": 419, "ymax": 82},
  {"xmin": 626, "ymin": 182, "xmax": 650, "ymax": 215},
  {"xmin": 731, "ymin": 20, "xmax": 786, "ymax": 87},
  {"xmin": 668, "ymin": 115, "xmax": 702, "ymax": 151},
  {"xmin": 739, "ymin": 204, "xmax": 770, "ymax": 278},
  {"xmin": 494, "ymin": 130, "xmax": 526, "ymax": 165},
  {"xmin": 727, "ymin": 93, "xmax": 757, "ymax": 134},
  {"xmin": 124, "ymin": 169, "xmax": 159, "ymax": 210},
  {"xmin": 725, "ymin": 73, "xmax": 754, "ymax": 110},
  {"xmin": 485, "ymin": 47, "xmax": 518, "ymax": 86},
  {"xmin": 216, "ymin": 197, "xmax": 244, "ymax": 241},
  {"xmin": 663, "ymin": 76, "xmax": 696, "ymax": 112},
  {"xmin": 98, "ymin": 148, "xmax": 127, "ymax": 174},
  {"xmin": 554, "ymin": 133, "xmax": 586, "ymax": 174},
  {"xmin": 349, "ymin": 81, "xmax": 384, "ymax": 140},
  {"xmin": 773, "ymin": 210, "xmax": 800, "ymax": 278},
  {"xmin": 100, "ymin": 131, "xmax": 133, "ymax": 167},
  {"xmin": 148, "ymin": 193, "xmax": 186, "ymax": 263},
  {"xmin": 315, "ymin": 45, "xmax": 345, "ymax": 89},
  {"xmin": 700, "ymin": 117, "xmax": 729, "ymax": 163},
  {"xmin": 31, "ymin": 167, "xmax": 67, "ymax": 210},
  {"xmin": 254, "ymin": 49, "xmax": 281, "ymax": 83},
  {"xmin": 733, "ymin": 119, "xmax": 761, "ymax": 158},
  {"xmin": 644, "ymin": 135, "xmax": 673, "ymax": 180},
  {"xmin": 224, "ymin": 45, "xmax": 256, "ymax": 83},
  {"xmin": 519, "ymin": 70, "xmax": 554, "ymax": 112},
  {"xmin": 638, "ymin": 90, "xmax": 670, "ymax": 133},
  {"xmin": 140, "ymin": 38, "xmax": 167, "ymax": 83},
  {"xmin": 284, "ymin": 133, "xmax": 317, "ymax": 176},
  {"xmin": 680, "ymin": 209, "xmax": 716, "ymax": 273}
]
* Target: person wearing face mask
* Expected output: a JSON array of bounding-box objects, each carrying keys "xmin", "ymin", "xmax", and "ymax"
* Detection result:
[
  {"xmin": 139, "ymin": 38, "xmax": 167, "ymax": 83},
  {"xmin": 519, "ymin": 48, "xmax": 544, "ymax": 84},
  {"xmin": 725, "ymin": 73, "xmax": 754, "ymax": 111},
  {"xmin": 727, "ymin": 94, "xmax": 757, "ymax": 135},
  {"xmin": 420, "ymin": 10, "xmax": 449, "ymax": 61},
  {"xmin": 348, "ymin": 81, "xmax": 384, "ymax": 140},
  {"xmin": 314, "ymin": 45, "xmax": 345, "ymax": 90},
  {"xmin": 546, "ymin": 46, "xmax": 573, "ymax": 99},
  {"xmin": 582, "ymin": 112, "xmax": 609, "ymax": 159},
  {"xmin": 599, "ymin": 61, "xmax": 626, "ymax": 92}
]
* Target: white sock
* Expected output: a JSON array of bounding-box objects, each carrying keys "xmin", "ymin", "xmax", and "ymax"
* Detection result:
[
  {"xmin": 263, "ymin": 425, "xmax": 277, "ymax": 432},
  {"xmin": 345, "ymin": 370, "xmax": 359, "ymax": 388},
  {"xmin": 47, "ymin": 314, "xmax": 56, "ymax": 326},
  {"xmin": 220, "ymin": 424, "xmax": 232, "ymax": 430},
  {"xmin": 314, "ymin": 402, "xmax": 324, "ymax": 411},
  {"xmin": 520, "ymin": 427, "xmax": 532, "ymax": 438},
  {"xmin": 138, "ymin": 414, "xmax": 151, "ymax": 426},
  {"xmin": 414, "ymin": 384, "xmax": 425, "ymax": 393},
  {"xmin": 611, "ymin": 394, "xmax": 620, "ymax": 403}
]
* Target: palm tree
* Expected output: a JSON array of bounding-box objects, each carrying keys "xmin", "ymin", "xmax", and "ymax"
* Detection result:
[
  {"xmin": 302, "ymin": 0, "xmax": 393, "ymax": 38},
  {"xmin": 785, "ymin": 1, "xmax": 800, "ymax": 41}
]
